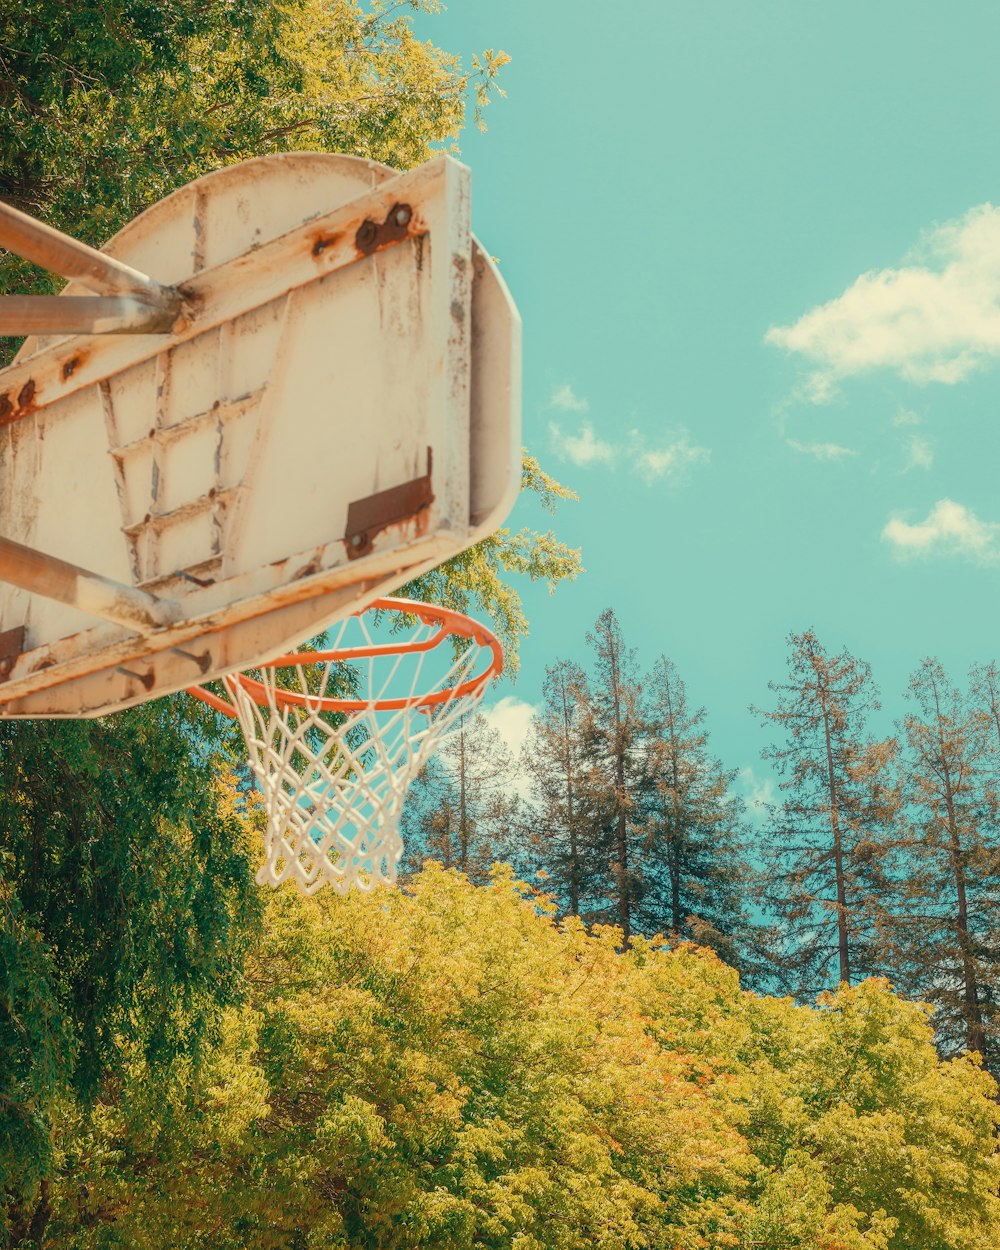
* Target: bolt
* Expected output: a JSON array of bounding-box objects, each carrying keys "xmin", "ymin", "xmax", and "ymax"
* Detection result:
[
  {"xmin": 356, "ymin": 220, "xmax": 378, "ymax": 251},
  {"xmin": 347, "ymin": 532, "xmax": 371, "ymax": 559},
  {"xmin": 171, "ymin": 646, "xmax": 212, "ymax": 674},
  {"xmin": 117, "ymin": 665, "xmax": 155, "ymax": 690},
  {"xmin": 393, "ymin": 203, "xmax": 412, "ymax": 228}
]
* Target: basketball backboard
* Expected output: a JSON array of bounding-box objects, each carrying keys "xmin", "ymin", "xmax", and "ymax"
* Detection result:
[{"xmin": 0, "ymin": 153, "xmax": 520, "ymax": 716}]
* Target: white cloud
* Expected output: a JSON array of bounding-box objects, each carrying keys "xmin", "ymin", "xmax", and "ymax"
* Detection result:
[
  {"xmin": 882, "ymin": 498, "xmax": 1000, "ymax": 562},
  {"xmin": 892, "ymin": 407, "xmax": 922, "ymax": 427},
  {"xmin": 797, "ymin": 372, "xmax": 840, "ymax": 406},
  {"xmin": 631, "ymin": 432, "xmax": 711, "ymax": 482},
  {"xmin": 480, "ymin": 697, "xmax": 536, "ymax": 803},
  {"xmin": 786, "ymin": 438, "xmax": 858, "ymax": 460},
  {"xmin": 902, "ymin": 434, "xmax": 934, "ymax": 472},
  {"xmin": 550, "ymin": 417, "xmax": 711, "ymax": 485},
  {"xmin": 481, "ymin": 696, "xmax": 537, "ymax": 757},
  {"xmin": 549, "ymin": 420, "xmax": 617, "ymax": 466},
  {"xmin": 766, "ymin": 204, "xmax": 1000, "ymax": 394},
  {"xmin": 547, "ymin": 383, "xmax": 589, "ymax": 412},
  {"xmin": 738, "ymin": 766, "xmax": 776, "ymax": 820}
]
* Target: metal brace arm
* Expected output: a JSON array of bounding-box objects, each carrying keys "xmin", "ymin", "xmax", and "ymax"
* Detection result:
[
  {"xmin": 0, "ymin": 534, "xmax": 181, "ymax": 633},
  {"xmin": 0, "ymin": 199, "xmax": 183, "ymax": 335}
]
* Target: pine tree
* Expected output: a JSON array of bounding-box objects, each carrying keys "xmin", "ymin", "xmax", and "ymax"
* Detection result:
[
  {"xmin": 399, "ymin": 755, "xmax": 460, "ymax": 871},
  {"xmin": 755, "ymin": 630, "xmax": 897, "ymax": 998},
  {"xmin": 400, "ymin": 713, "xmax": 520, "ymax": 884},
  {"xmin": 970, "ymin": 661, "xmax": 1000, "ymax": 754},
  {"xmin": 521, "ymin": 661, "xmax": 594, "ymax": 914},
  {"xmin": 579, "ymin": 609, "xmax": 651, "ymax": 941},
  {"xmin": 638, "ymin": 655, "xmax": 756, "ymax": 970},
  {"xmin": 893, "ymin": 659, "xmax": 1000, "ymax": 1067}
]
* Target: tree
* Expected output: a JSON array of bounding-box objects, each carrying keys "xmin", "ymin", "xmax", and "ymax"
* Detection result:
[
  {"xmin": 404, "ymin": 453, "xmax": 583, "ymax": 674},
  {"xmin": 733, "ymin": 977, "xmax": 1000, "ymax": 1250},
  {"xmin": 400, "ymin": 713, "xmax": 521, "ymax": 885},
  {"xmin": 0, "ymin": 703, "xmax": 258, "ymax": 1247},
  {"xmin": 971, "ymin": 661, "xmax": 1000, "ymax": 753},
  {"xmin": 893, "ymin": 659, "xmax": 1000, "ymax": 1068},
  {"xmin": 638, "ymin": 655, "xmax": 756, "ymax": 970},
  {"xmin": 579, "ymin": 609, "xmax": 651, "ymax": 942},
  {"xmin": 755, "ymin": 630, "xmax": 898, "ymax": 998},
  {"xmin": 521, "ymin": 659, "xmax": 594, "ymax": 915},
  {"xmin": 0, "ymin": 1, "xmax": 507, "ymax": 243},
  {"xmin": 27, "ymin": 867, "xmax": 1000, "ymax": 1249}
]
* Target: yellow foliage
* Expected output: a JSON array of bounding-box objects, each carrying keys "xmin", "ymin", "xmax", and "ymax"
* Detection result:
[{"xmin": 38, "ymin": 866, "xmax": 1000, "ymax": 1248}]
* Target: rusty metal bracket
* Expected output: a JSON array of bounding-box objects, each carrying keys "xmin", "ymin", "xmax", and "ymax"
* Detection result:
[
  {"xmin": 344, "ymin": 449, "xmax": 434, "ymax": 559},
  {"xmin": 355, "ymin": 203, "xmax": 414, "ymax": 256}
]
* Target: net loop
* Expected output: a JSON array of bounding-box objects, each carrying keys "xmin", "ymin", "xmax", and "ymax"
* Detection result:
[{"xmin": 188, "ymin": 597, "xmax": 501, "ymax": 895}]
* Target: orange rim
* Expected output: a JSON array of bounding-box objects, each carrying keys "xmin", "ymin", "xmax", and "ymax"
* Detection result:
[{"xmin": 187, "ymin": 596, "xmax": 503, "ymax": 718}]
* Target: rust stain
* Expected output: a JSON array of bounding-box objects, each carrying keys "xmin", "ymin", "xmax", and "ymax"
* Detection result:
[
  {"xmin": 344, "ymin": 448, "xmax": 434, "ymax": 561},
  {"xmin": 176, "ymin": 569, "xmax": 215, "ymax": 587},
  {"xmin": 0, "ymin": 625, "xmax": 25, "ymax": 682},
  {"xmin": 354, "ymin": 203, "xmax": 416, "ymax": 258},
  {"xmin": 118, "ymin": 665, "xmax": 156, "ymax": 691},
  {"xmin": 269, "ymin": 550, "xmax": 323, "ymax": 581},
  {"xmin": 61, "ymin": 349, "xmax": 88, "ymax": 381},
  {"xmin": 311, "ymin": 230, "xmax": 343, "ymax": 258},
  {"xmin": 173, "ymin": 282, "xmax": 204, "ymax": 329},
  {"xmin": 0, "ymin": 378, "xmax": 40, "ymax": 427}
]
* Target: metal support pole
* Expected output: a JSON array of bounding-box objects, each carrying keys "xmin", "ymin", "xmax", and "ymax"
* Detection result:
[
  {"xmin": 0, "ymin": 198, "xmax": 182, "ymax": 337},
  {"xmin": 0, "ymin": 535, "xmax": 181, "ymax": 633},
  {"xmin": 0, "ymin": 294, "xmax": 180, "ymax": 336},
  {"xmin": 0, "ymin": 200, "xmax": 180, "ymax": 301}
]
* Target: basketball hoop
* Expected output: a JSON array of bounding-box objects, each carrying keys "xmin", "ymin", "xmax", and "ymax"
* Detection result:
[{"xmin": 187, "ymin": 597, "xmax": 502, "ymax": 895}]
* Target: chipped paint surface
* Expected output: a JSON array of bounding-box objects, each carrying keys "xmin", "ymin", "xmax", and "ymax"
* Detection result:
[{"xmin": 0, "ymin": 153, "xmax": 521, "ymax": 716}]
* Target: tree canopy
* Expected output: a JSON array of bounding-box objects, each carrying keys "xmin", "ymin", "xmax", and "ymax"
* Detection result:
[
  {"xmin": 0, "ymin": 1, "xmax": 507, "ymax": 235},
  {"xmin": 20, "ymin": 867, "xmax": 1000, "ymax": 1249},
  {"xmin": 0, "ymin": 709, "xmax": 258, "ymax": 1245}
]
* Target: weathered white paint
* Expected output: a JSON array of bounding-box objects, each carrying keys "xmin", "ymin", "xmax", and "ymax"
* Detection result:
[{"xmin": 0, "ymin": 153, "xmax": 520, "ymax": 715}]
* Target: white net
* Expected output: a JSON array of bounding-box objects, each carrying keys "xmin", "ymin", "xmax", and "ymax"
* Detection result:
[{"xmin": 205, "ymin": 603, "xmax": 498, "ymax": 895}]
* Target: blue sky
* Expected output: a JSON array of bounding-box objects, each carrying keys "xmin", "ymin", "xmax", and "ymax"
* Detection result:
[{"xmin": 422, "ymin": 1, "xmax": 1000, "ymax": 802}]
